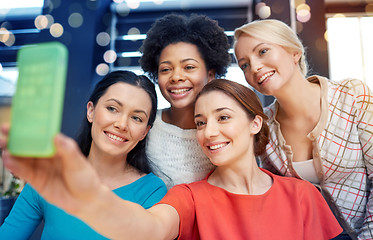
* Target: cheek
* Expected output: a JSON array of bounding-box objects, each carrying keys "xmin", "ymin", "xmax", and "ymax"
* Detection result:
[{"xmin": 195, "ymin": 131, "xmax": 205, "ymax": 147}]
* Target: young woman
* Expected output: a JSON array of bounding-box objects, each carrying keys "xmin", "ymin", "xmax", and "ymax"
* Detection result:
[
  {"xmin": 0, "ymin": 71, "xmax": 167, "ymax": 239},
  {"xmin": 0, "ymin": 79, "xmax": 342, "ymax": 239},
  {"xmin": 234, "ymin": 19, "xmax": 373, "ymax": 239},
  {"xmin": 139, "ymin": 14, "xmax": 231, "ymax": 188}
]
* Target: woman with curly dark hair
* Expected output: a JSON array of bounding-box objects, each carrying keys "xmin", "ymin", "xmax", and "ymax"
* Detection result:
[{"xmin": 139, "ymin": 14, "xmax": 231, "ymax": 188}]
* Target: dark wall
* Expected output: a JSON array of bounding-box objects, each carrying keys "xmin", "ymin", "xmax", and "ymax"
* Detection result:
[
  {"xmin": 39, "ymin": 0, "xmax": 111, "ymax": 138},
  {"xmin": 260, "ymin": 0, "xmax": 329, "ymax": 77}
]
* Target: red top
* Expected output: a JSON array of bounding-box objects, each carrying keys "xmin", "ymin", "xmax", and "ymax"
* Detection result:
[{"xmin": 158, "ymin": 169, "xmax": 342, "ymax": 240}]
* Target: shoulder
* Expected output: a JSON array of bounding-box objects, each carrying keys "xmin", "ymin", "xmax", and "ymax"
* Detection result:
[
  {"xmin": 328, "ymin": 77, "xmax": 372, "ymax": 98},
  {"xmin": 134, "ymin": 173, "xmax": 167, "ymax": 191},
  {"xmin": 265, "ymin": 169, "xmax": 316, "ymax": 193}
]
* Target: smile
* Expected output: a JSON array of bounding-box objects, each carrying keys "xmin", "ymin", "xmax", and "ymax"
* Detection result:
[
  {"xmin": 208, "ymin": 143, "xmax": 227, "ymax": 150},
  {"xmin": 258, "ymin": 71, "xmax": 274, "ymax": 84},
  {"xmin": 170, "ymin": 88, "xmax": 191, "ymax": 94},
  {"xmin": 105, "ymin": 132, "xmax": 126, "ymax": 142}
]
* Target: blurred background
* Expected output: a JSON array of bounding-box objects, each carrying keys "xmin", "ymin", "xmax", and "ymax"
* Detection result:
[{"xmin": 0, "ymin": 0, "xmax": 372, "ymax": 137}]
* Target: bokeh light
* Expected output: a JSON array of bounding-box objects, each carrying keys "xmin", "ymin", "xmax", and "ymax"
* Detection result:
[
  {"xmin": 35, "ymin": 15, "xmax": 48, "ymax": 29},
  {"xmin": 294, "ymin": 0, "xmax": 306, "ymax": 7},
  {"xmin": 153, "ymin": 0, "xmax": 164, "ymax": 5},
  {"xmin": 96, "ymin": 63, "xmax": 110, "ymax": 76},
  {"xmin": 315, "ymin": 37, "xmax": 327, "ymax": 52},
  {"xmin": 103, "ymin": 50, "xmax": 117, "ymax": 63},
  {"xmin": 297, "ymin": 9, "xmax": 311, "ymax": 23},
  {"xmin": 324, "ymin": 30, "xmax": 328, "ymax": 42},
  {"xmin": 365, "ymin": 3, "xmax": 373, "ymax": 13},
  {"xmin": 116, "ymin": 3, "xmax": 130, "ymax": 17},
  {"xmin": 126, "ymin": 0, "xmax": 140, "ymax": 9},
  {"xmin": 96, "ymin": 32, "xmax": 111, "ymax": 46},
  {"xmin": 68, "ymin": 12, "xmax": 84, "ymax": 28},
  {"xmin": 50, "ymin": 23, "xmax": 64, "ymax": 38},
  {"xmin": 258, "ymin": 5, "xmax": 271, "ymax": 19},
  {"xmin": 127, "ymin": 27, "xmax": 140, "ymax": 42}
]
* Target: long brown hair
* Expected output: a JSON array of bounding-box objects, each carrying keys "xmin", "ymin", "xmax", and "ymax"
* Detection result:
[{"xmin": 196, "ymin": 79, "xmax": 269, "ymax": 156}]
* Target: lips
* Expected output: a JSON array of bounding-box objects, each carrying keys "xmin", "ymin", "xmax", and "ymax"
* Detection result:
[
  {"xmin": 258, "ymin": 71, "xmax": 275, "ymax": 84},
  {"xmin": 105, "ymin": 132, "xmax": 127, "ymax": 142}
]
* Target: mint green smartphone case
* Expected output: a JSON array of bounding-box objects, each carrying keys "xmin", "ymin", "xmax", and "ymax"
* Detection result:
[{"xmin": 8, "ymin": 42, "xmax": 68, "ymax": 157}]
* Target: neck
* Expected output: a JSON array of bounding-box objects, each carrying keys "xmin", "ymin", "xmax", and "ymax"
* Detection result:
[
  {"xmin": 275, "ymin": 75, "xmax": 321, "ymax": 120},
  {"xmin": 208, "ymin": 154, "xmax": 272, "ymax": 195},
  {"xmin": 162, "ymin": 106, "xmax": 196, "ymax": 129},
  {"xmin": 88, "ymin": 149, "xmax": 140, "ymax": 190}
]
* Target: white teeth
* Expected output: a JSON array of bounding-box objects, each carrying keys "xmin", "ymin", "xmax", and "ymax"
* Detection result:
[
  {"xmin": 209, "ymin": 143, "xmax": 226, "ymax": 150},
  {"xmin": 106, "ymin": 133, "xmax": 125, "ymax": 142},
  {"xmin": 258, "ymin": 71, "xmax": 274, "ymax": 84},
  {"xmin": 171, "ymin": 88, "xmax": 189, "ymax": 94}
]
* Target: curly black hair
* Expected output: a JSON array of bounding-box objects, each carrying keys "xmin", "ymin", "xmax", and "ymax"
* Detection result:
[{"xmin": 139, "ymin": 14, "xmax": 231, "ymax": 82}]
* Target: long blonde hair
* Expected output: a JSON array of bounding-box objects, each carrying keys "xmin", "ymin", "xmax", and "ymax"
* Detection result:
[{"xmin": 234, "ymin": 19, "xmax": 308, "ymax": 76}]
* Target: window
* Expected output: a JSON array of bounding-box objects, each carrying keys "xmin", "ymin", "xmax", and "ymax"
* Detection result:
[{"xmin": 326, "ymin": 16, "xmax": 373, "ymax": 90}]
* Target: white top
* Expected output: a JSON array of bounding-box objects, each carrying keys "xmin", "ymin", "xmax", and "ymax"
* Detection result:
[
  {"xmin": 146, "ymin": 110, "xmax": 215, "ymax": 189},
  {"xmin": 292, "ymin": 159, "xmax": 320, "ymax": 184}
]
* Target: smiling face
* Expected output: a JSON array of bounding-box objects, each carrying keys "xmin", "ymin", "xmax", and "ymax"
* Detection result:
[
  {"xmin": 194, "ymin": 90, "xmax": 262, "ymax": 167},
  {"xmin": 87, "ymin": 82, "xmax": 152, "ymax": 159},
  {"xmin": 157, "ymin": 42, "xmax": 215, "ymax": 110},
  {"xmin": 234, "ymin": 34, "xmax": 301, "ymax": 96}
]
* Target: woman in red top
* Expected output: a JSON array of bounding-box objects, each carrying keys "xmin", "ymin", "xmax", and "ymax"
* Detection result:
[{"xmin": 1, "ymin": 79, "xmax": 341, "ymax": 239}]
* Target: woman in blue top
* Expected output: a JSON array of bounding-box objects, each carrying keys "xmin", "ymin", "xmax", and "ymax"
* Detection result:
[{"xmin": 0, "ymin": 70, "xmax": 167, "ymax": 239}]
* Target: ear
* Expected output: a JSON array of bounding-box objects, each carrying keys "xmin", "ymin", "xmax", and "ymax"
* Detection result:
[
  {"xmin": 140, "ymin": 125, "xmax": 151, "ymax": 141},
  {"xmin": 86, "ymin": 101, "xmax": 94, "ymax": 123},
  {"xmin": 250, "ymin": 115, "xmax": 263, "ymax": 135},
  {"xmin": 293, "ymin": 51, "xmax": 301, "ymax": 64},
  {"xmin": 207, "ymin": 69, "xmax": 216, "ymax": 82}
]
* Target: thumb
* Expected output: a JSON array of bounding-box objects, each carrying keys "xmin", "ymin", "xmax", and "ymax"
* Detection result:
[{"xmin": 54, "ymin": 134, "xmax": 88, "ymax": 171}]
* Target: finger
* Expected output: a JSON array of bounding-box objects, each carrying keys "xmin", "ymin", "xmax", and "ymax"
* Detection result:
[
  {"xmin": 1, "ymin": 123, "xmax": 10, "ymax": 136},
  {"xmin": 0, "ymin": 123, "xmax": 10, "ymax": 149}
]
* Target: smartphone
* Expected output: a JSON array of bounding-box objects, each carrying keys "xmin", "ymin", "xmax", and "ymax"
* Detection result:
[{"xmin": 8, "ymin": 42, "xmax": 68, "ymax": 157}]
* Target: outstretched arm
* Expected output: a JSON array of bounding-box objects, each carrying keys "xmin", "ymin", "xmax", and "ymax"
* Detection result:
[{"xmin": 0, "ymin": 125, "xmax": 179, "ymax": 240}]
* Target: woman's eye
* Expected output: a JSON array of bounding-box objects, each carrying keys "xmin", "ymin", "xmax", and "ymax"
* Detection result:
[
  {"xmin": 132, "ymin": 116, "xmax": 143, "ymax": 123},
  {"xmin": 107, "ymin": 106, "xmax": 117, "ymax": 112},
  {"xmin": 195, "ymin": 121, "xmax": 206, "ymax": 127},
  {"xmin": 159, "ymin": 68, "xmax": 170, "ymax": 73},
  {"xmin": 240, "ymin": 63, "xmax": 249, "ymax": 71},
  {"xmin": 219, "ymin": 115, "xmax": 230, "ymax": 121},
  {"xmin": 185, "ymin": 65, "xmax": 195, "ymax": 70},
  {"xmin": 259, "ymin": 49, "xmax": 268, "ymax": 55}
]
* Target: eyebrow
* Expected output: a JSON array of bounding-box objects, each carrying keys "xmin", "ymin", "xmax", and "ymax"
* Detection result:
[
  {"xmin": 237, "ymin": 42, "xmax": 266, "ymax": 64},
  {"xmin": 159, "ymin": 58, "xmax": 200, "ymax": 65},
  {"xmin": 194, "ymin": 107, "xmax": 234, "ymax": 119},
  {"xmin": 106, "ymin": 98, "xmax": 149, "ymax": 118}
]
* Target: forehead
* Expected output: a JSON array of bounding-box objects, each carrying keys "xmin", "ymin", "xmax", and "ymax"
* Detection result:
[
  {"xmin": 235, "ymin": 34, "xmax": 263, "ymax": 51},
  {"xmin": 159, "ymin": 42, "xmax": 203, "ymax": 61},
  {"xmin": 195, "ymin": 90, "xmax": 242, "ymax": 114},
  {"xmin": 100, "ymin": 82, "xmax": 152, "ymax": 109}
]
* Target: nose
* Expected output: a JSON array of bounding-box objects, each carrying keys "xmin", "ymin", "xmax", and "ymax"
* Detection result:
[
  {"xmin": 251, "ymin": 58, "xmax": 263, "ymax": 73},
  {"xmin": 204, "ymin": 120, "xmax": 219, "ymax": 139},
  {"xmin": 170, "ymin": 67, "xmax": 185, "ymax": 83},
  {"xmin": 114, "ymin": 115, "xmax": 128, "ymax": 131}
]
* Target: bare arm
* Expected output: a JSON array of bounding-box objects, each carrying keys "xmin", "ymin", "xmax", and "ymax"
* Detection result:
[{"xmin": 0, "ymin": 125, "xmax": 179, "ymax": 240}]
